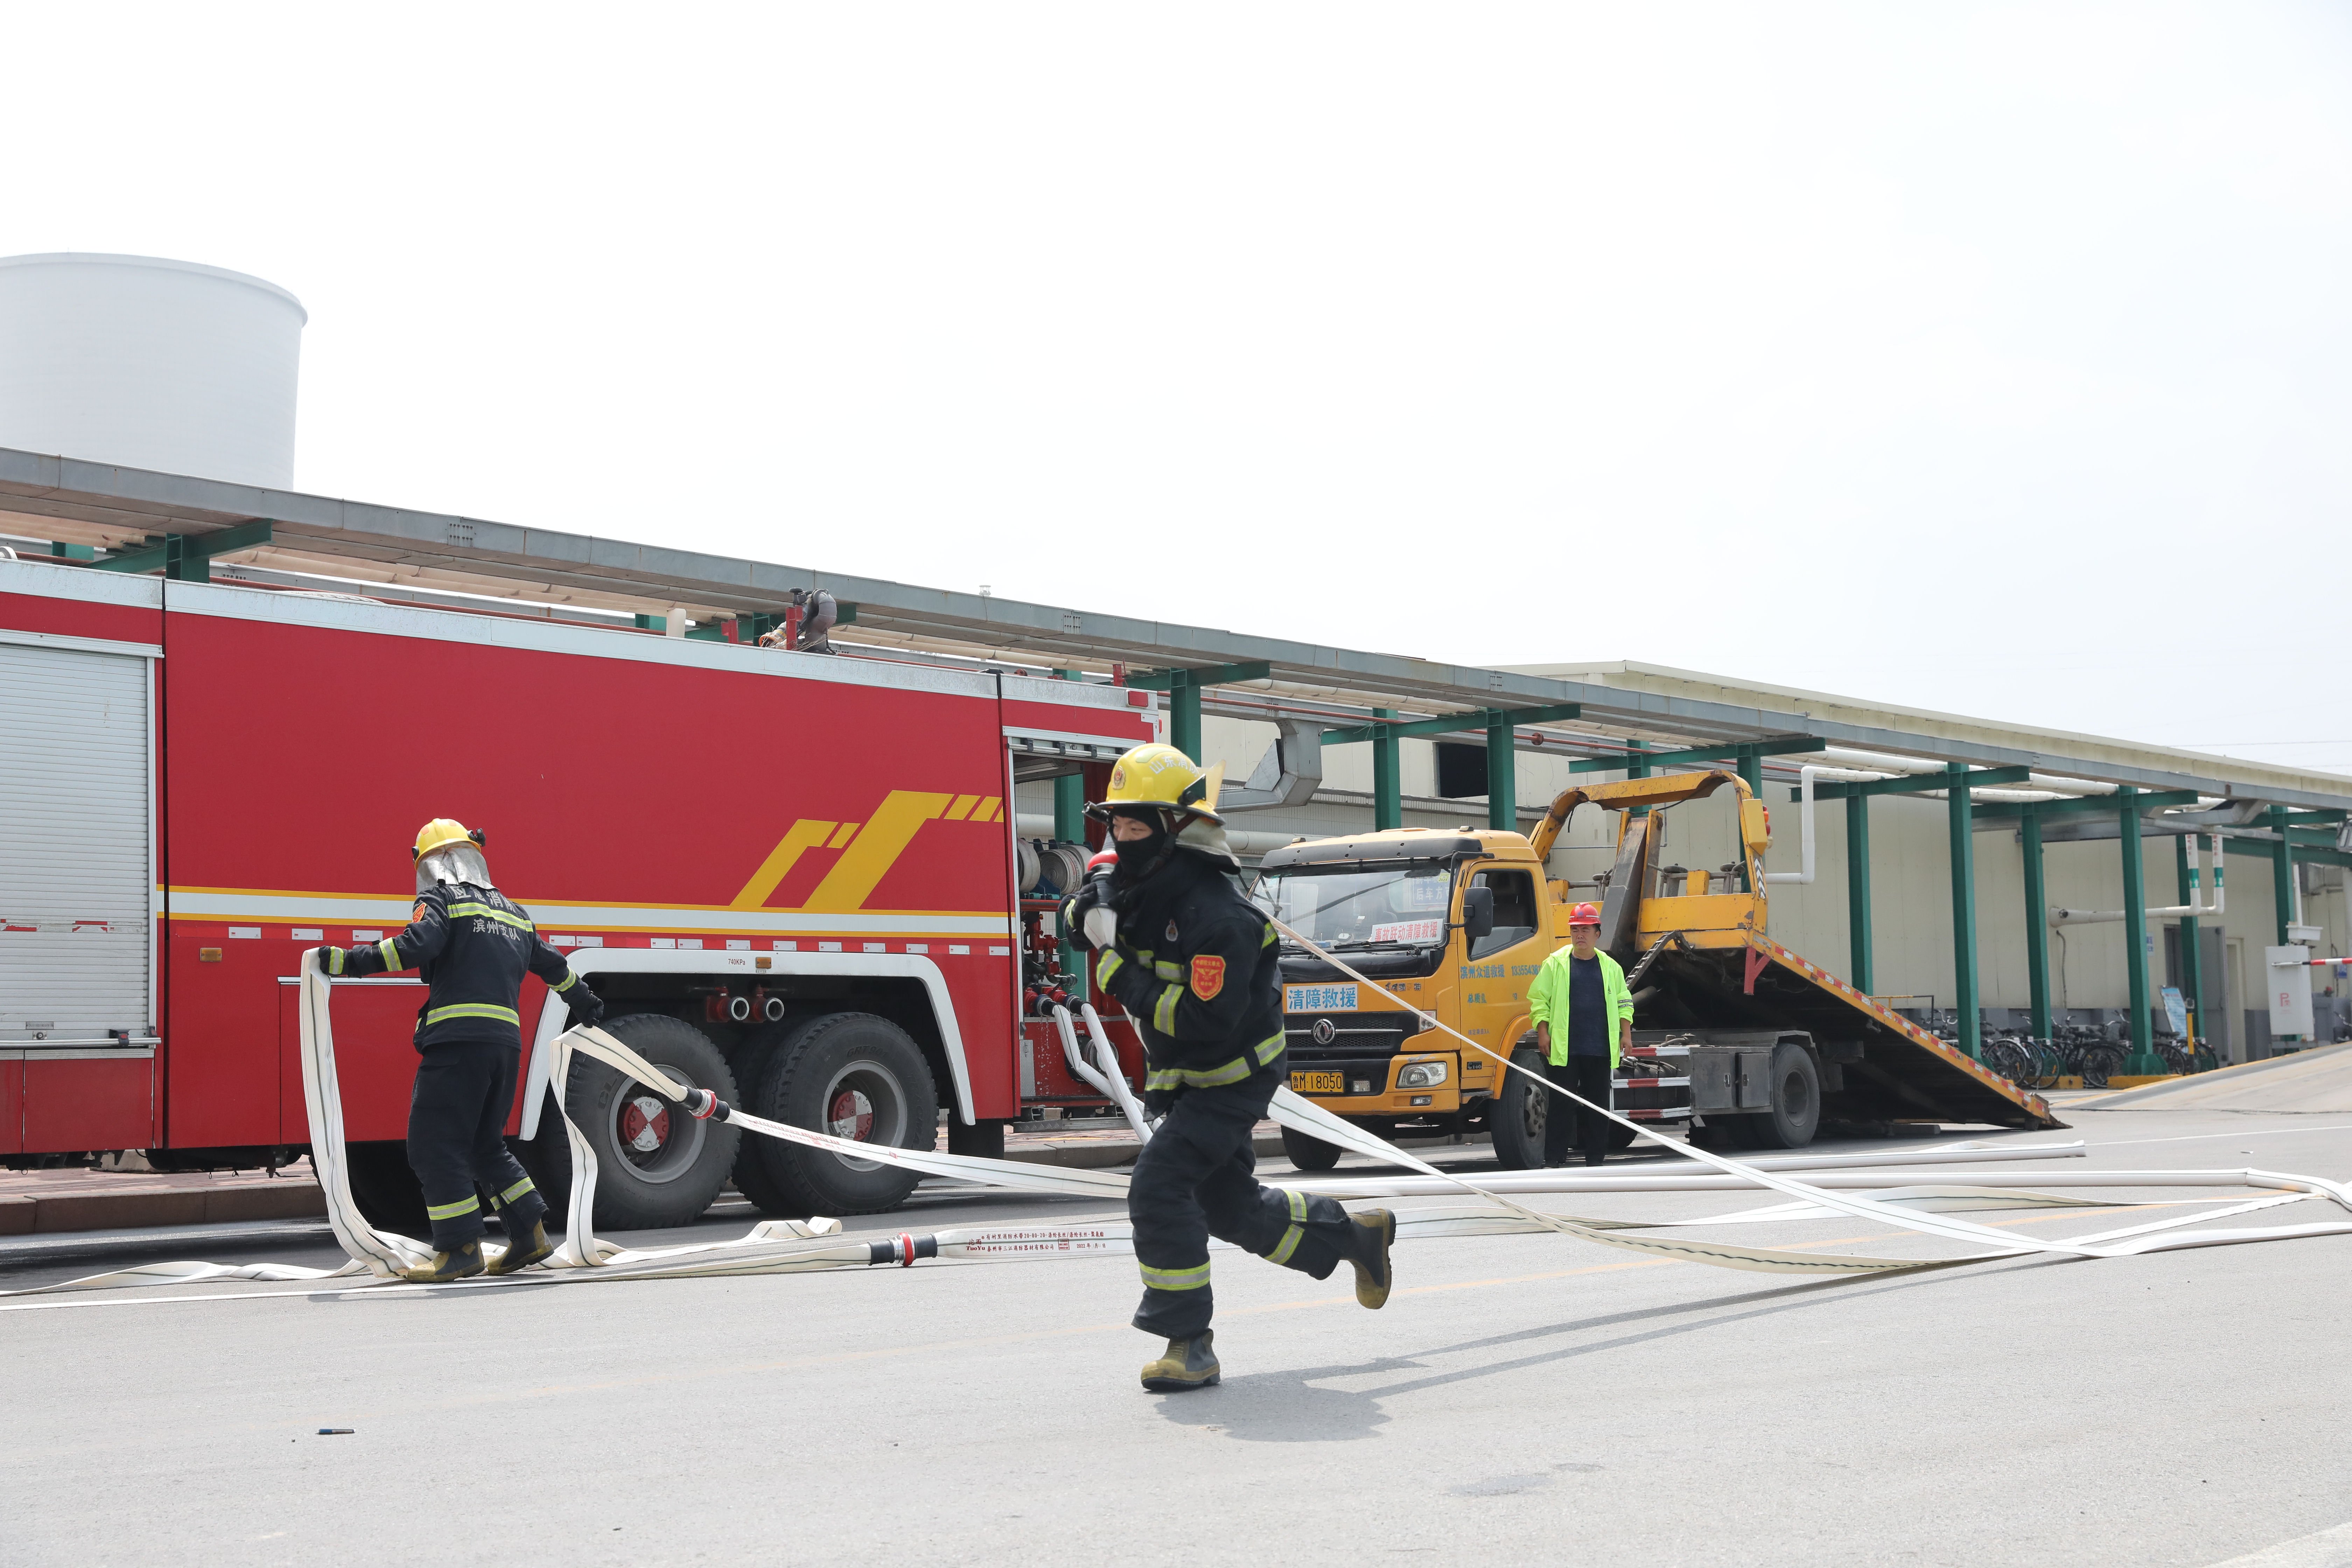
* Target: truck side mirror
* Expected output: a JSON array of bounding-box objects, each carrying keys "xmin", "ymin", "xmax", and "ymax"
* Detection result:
[{"xmin": 1462, "ymin": 885, "xmax": 1494, "ymax": 943}]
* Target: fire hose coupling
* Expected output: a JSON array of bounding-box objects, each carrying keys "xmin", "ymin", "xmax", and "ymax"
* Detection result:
[
  {"xmin": 672, "ymin": 1088, "xmax": 726, "ymax": 1121},
  {"xmin": 864, "ymin": 1233, "xmax": 938, "ymax": 1267}
]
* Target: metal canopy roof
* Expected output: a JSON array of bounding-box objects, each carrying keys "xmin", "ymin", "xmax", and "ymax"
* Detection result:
[{"xmin": 6, "ymin": 443, "xmax": 2349, "ymax": 812}]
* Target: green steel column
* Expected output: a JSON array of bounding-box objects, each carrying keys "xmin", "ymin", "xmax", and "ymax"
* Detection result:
[
  {"xmin": 2175, "ymin": 832, "xmax": 2201, "ymax": 1046},
  {"xmin": 1372, "ymin": 709, "xmax": 1401, "ymax": 831},
  {"xmin": 1625, "ymin": 738, "xmax": 1651, "ymax": 819},
  {"xmin": 1846, "ymin": 793, "xmax": 1874, "ymax": 993},
  {"xmin": 2269, "ymin": 804, "xmax": 2294, "ymax": 947},
  {"xmin": 1052, "ymin": 671, "xmax": 1088, "ymax": 989},
  {"xmin": 1947, "ymin": 763, "xmax": 1981, "ymax": 1060},
  {"xmin": 2022, "ymin": 806, "xmax": 2051, "ymax": 1040},
  {"xmin": 1486, "ymin": 710, "xmax": 1516, "ymax": 832},
  {"xmin": 1170, "ymin": 673, "xmax": 1201, "ymax": 763},
  {"xmin": 1736, "ymin": 746, "xmax": 1763, "ymax": 800},
  {"xmin": 2120, "ymin": 789, "xmax": 2158, "ymax": 1074}
]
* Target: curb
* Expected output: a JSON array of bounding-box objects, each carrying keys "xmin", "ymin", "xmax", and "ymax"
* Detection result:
[{"xmin": 0, "ymin": 1182, "xmax": 327, "ymax": 1237}]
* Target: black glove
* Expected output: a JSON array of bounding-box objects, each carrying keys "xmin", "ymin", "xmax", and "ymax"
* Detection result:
[
  {"xmin": 1107, "ymin": 947, "xmax": 1158, "ymax": 1018},
  {"xmin": 565, "ymin": 982, "xmax": 604, "ymax": 1028},
  {"xmin": 1064, "ymin": 874, "xmax": 1119, "ymax": 951}
]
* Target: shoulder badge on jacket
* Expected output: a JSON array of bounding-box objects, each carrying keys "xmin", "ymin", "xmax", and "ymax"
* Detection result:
[{"xmin": 1190, "ymin": 953, "xmax": 1226, "ymax": 1001}]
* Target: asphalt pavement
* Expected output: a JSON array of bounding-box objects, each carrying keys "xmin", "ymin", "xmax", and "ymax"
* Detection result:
[{"xmin": 4, "ymin": 1101, "xmax": 2349, "ymax": 1568}]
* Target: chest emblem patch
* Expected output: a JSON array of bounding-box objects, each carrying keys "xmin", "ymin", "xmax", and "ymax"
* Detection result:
[
  {"xmin": 1166, "ymin": 920, "xmax": 1180, "ymax": 942},
  {"xmin": 1189, "ymin": 954, "xmax": 1226, "ymax": 1001}
]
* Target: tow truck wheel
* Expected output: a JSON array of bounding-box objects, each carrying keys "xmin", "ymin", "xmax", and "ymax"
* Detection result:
[
  {"xmin": 1491, "ymin": 1049, "xmax": 1549, "ymax": 1170},
  {"xmin": 1748, "ymin": 1043, "xmax": 1822, "ymax": 1149},
  {"xmin": 565, "ymin": 1013, "xmax": 743, "ymax": 1229},
  {"xmin": 1280, "ymin": 1126, "xmax": 1343, "ymax": 1172},
  {"xmin": 747, "ymin": 1011, "xmax": 937, "ymax": 1216}
]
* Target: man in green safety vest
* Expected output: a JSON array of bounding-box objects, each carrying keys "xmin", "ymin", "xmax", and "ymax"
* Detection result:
[
  {"xmin": 317, "ymin": 818, "xmax": 605, "ymax": 1282},
  {"xmin": 1526, "ymin": 901, "xmax": 1634, "ymax": 1167}
]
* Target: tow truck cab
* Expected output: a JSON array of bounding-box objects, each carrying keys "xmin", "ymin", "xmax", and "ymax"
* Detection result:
[{"xmin": 1253, "ymin": 827, "xmax": 1567, "ymax": 1136}]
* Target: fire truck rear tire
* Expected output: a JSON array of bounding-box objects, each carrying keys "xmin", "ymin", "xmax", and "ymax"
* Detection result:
[
  {"xmin": 1490, "ymin": 1050, "xmax": 1549, "ymax": 1170},
  {"xmin": 565, "ymin": 1013, "xmax": 743, "ymax": 1230},
  {"xmin": 726, "ymin": 1017, "xmax": 821, "ymax": 1216},
  {"xmin": 1279, "ymin": 1126, "xmax": 1343, "ymax": 1172},
  {"xmin": 1750, "ymin": 1043, "xmax": 1821, "ymax": 1149},
  {"xmin": 747, "ymin": 1011, "xmax": 937, "ymax": 1217}
]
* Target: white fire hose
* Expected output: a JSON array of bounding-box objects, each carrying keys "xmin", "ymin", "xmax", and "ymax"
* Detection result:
[{"xmin": 7, "ymin": 946, "xmax": 2352, "ymax": 1306}]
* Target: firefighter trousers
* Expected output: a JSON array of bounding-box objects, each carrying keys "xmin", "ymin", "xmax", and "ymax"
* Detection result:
[
  {"xmin": 1129, "ymin": 1069, "xmax": 1359, "ymax": 1339},
  {"xmin": 408, "ymin": 1040, "xmax": 545, "ymax": 1250}
]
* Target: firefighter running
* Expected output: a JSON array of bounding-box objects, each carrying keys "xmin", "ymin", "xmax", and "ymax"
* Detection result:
[
  {"xmin": 1063, "ymin": 744, "xmax": 1394, "ymax": 1392},
  {"xmin": 317, "ymin": 819, "xmax": 606, "ymax": 1283}
]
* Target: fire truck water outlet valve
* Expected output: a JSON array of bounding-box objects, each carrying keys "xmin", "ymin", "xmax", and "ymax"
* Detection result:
[{"xmin": 9, "ymin": 950, "xmax": 2352, "ymax": 1308}]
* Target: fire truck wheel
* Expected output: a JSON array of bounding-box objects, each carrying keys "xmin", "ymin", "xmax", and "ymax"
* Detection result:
[
  {"xmin": 1279, "ymin": 1126, "xmax": 1343, "ymax": 1172},
  {"xmin": 726, "ymin": 1016, "xmax": 822, "ymax": 1216},
  {"xmin": 1749, "ymin": 1043, "xmax": 1821, "ymax": 1149},
  {"xmin": 748, "ymin": 1012, "xmax": 937, "ymax": 1216},
  {"xmin": 1607, "ymin": 1120, "xmax": 1639, "ymax": 1151},
  {"xmin": 565, "ymin": 1013, "xmax": 743, "ymax": 1230},
  {"xmin": 1489, "ymin": 1049, "xmax": 1549, "ymax": 1170},
  {"xmin": 344, "ymin": 1140, "xmax": 429, "ymax": 1237}
]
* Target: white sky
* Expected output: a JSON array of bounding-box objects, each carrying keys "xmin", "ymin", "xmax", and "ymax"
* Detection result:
[{"xmin": 5, "ymin": 4, "xmax": 2348, "ymax": 771}]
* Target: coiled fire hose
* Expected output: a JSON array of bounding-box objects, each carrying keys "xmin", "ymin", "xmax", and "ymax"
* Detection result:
[{"xmin": 6, "ymin": 948, "xmax": 2352, "ymax": 1304}]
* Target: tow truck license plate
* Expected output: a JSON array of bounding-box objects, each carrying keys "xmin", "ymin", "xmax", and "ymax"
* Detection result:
[{"xmin": 1290, "ymin": 1071, "xmax": 1344, "ymax": 1094}]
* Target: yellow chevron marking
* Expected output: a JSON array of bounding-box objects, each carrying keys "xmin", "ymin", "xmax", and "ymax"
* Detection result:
[
  {"xmin": 805, "ymin": 793, "xmax": 956, "ymax": 912},
  {"xmin": 945, "ymin": 794, "xmax": 981, "ymax": 822},
  {"xmin": 825, "ymin": 821, "xmax": 862, "ymax": 849},
  {"xmin": 973, "ymin": 796, "xmax": 1003, "ymax": 823},
  {"xmin": 729, "ymin": 820, "xmax": 838, "ymax": 910}
]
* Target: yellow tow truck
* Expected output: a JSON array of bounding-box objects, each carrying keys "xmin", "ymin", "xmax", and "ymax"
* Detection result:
[{"xmin": 1250, "ymin": 770, "xmax": 2058, "ymax": 1170}]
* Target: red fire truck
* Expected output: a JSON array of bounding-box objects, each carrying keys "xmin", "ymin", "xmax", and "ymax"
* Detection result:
[{"xmin": 0, "ymin": 556, "xmax": 1154, "ymax": 1229}]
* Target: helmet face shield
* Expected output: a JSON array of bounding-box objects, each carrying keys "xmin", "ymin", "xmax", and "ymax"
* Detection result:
[{"xmin": 416, "ymin": 843, "xmax": 492, "ymax": 893}]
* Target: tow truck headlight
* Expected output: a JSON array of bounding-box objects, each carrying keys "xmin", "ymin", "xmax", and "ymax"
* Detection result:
[{"xmin": 1397, "ymin": 1061, "xmax": 1448, "ymax": 1089}]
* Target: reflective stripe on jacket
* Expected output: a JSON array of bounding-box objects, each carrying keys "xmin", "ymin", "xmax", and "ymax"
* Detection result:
[{"xmin": 1526, "ymin": 945, "xmax": 1634, "ymax": 1068}]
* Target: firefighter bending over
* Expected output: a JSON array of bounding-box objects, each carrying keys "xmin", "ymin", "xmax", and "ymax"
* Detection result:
[
  {"xmin": 1063, "ymin": 744, "xmax": 1394, "ymax": 1392},
  {"xmin": 317, "ymin": 819, "xmax": 605, "ymax": 1283}
]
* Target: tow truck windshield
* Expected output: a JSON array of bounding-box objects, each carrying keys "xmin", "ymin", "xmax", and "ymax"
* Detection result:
[{"xmin": 1250, "ymin": 861, "xmax": 1454, "ymax": 952}]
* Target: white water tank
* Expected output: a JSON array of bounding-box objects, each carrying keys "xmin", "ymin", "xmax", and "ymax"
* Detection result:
[{"xmin": 0, "ymin": 253, "xmax": 306, "ymax": 490}]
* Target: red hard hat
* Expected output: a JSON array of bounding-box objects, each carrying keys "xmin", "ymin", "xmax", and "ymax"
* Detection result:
[{"xmin": 1569, "ymin": 902, "xmax": 1601, "ymax": 926}]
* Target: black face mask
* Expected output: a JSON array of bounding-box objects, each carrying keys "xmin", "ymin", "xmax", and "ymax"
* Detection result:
[{"xmin": 1108, "ymin": 813, "xmax": 1174, "ymax": 889}]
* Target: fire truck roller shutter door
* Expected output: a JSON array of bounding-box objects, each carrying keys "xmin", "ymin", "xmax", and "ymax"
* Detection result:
[
  {"xmin": 0, "ymin": 642, "xmax": 152, "ymax": 1050},
  {"xmin": 742, "ymin": 1011, "xmax": 939, "ymax": 1217},
  {"xmin": 555, "ymin": 1014, "xmax": 742, "ymax": 1230}
]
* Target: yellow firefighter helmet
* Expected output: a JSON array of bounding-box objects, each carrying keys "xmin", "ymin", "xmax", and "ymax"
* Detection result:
[
  {"xmin": 412, "ymin": 818, "xmax": 485, "ymax": 862},
  {"xmin": 1088, "ymin": 744, "xmax": 1226, "ymax": 825}
]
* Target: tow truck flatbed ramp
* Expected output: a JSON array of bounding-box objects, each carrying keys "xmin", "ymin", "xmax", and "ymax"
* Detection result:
[{"xmin": 1638, "ymin": 932, "xmax": 2062, "ymax": 1130}]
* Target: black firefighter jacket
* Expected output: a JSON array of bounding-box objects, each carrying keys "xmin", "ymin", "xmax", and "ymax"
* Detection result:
[
  {"xmin": 325, "ymin": 881, "xmax": 581, "ymax": 1051},
  {"xmin": 1091, "ymin": 851, "xmax": 1286, "ymax": 1094}
]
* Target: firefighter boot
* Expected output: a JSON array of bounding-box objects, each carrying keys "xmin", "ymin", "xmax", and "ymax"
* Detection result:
[
  {"xmin": 1140, "ymin": 1331, "xmax": 1220, "ymax": 1392},
  {"xmin": 1348, "ymin": 1209, "xmax": 1396, "ymax": 1309},
  {"xmin": 398, "ymin": 1240, "xmax": 484, "ymax": 1284},
  {"xmin": 485, "ymin": 1218, "xmax": 552, "ymax": 1276}
]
